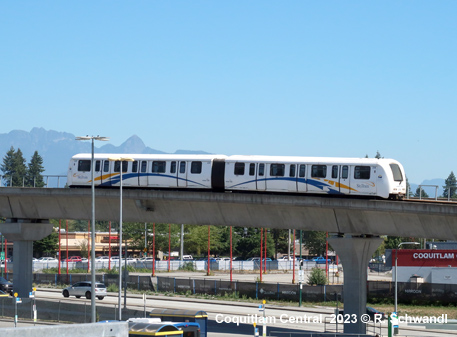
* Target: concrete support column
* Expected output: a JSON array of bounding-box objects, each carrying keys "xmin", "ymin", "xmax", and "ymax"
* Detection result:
[
  {"xmin": 328, "ymin": 235, "xmax": 383, "ymax": 335},
  {"xmin": 0, "ymin": 219, "xmax": 53, "ymax": 298}
]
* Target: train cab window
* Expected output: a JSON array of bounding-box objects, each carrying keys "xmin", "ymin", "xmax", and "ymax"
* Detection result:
[
  {"xmin": 141, "ymin": 161, "xmax": 147, "ymax": 173},
  {"xmin": 259, "ymin": 163, "xmax": 265, "ymax": 176},
  {"xmin": 132, "ymin": 161, "xmax": 138, "ymax": 173},
  {"xmin": 311, "ymin": 165, "xmax": 327, "ymax": 178},
  {"xmin": 270, "ymin": 164, "xmax": 285, "ymax": 177},
  {"xmin": 95, "ymin": 160, "xmax": 101, "ymax": 172},
  {"xmin": 299, "ymin": 164, "xmax": 306, "ymax": 178},
  {"xmin": 78, "ymin": 160, "xmax": 91, "ymax": 172},
  {"xmin": 332, "ymin": 165, "xmax": 338, "ymax": 179},
  {"xmin": 103, "ymin": 161, "xmax": 110, "ymax": 172},
  {"xmin": 234, "ymin": 162, "xmax": 245, "ymax": 175},
  {"xmin": 342, "ymin": 166, "xmax": 348, "ymax": 179},
  {"xmin": 152, "ymin": 161, "xmax": 166, "ymax": 173},
  {"xmin": 191, "ymin": 161, "xmax": 202, "ymax": 174},
  {"xmin": 249, "ymin": 163, "xmax": 255, "ymax": 176},
  {"xmin": 289, "ymin": 164, "xmax": 296, "ymax": 177},
  {"xmin": 180, "ymin": 162, "xmax": 186, "ymax": 173},
  {"xmin": 354, "ymin": 166, "xmax": 370, "ymax": 179},
  {"xmin": 390, "ymin": 164, "xmax": 403, "ymax": 181},
  {"xmin": 170, "ymin": 161, "xmax": 177, "ymax": 174}
]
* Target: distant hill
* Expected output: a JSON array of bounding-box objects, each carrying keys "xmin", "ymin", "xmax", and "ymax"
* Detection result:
[{"xmin": 0, "ymin": 128, "xmax": 210, "ymax": 176}]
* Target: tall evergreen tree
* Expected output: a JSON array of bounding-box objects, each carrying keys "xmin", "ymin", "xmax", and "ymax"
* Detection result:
[
  {"xmin": 0, "ymin": 146, "xmax": 27, "ymax": 186},
  {"xmin": 26, "ymin": 151, "xmax": 45, "ymax": 187},
  {"xmin": 414, "ymin": 187, "xmax": 429, "ymax": 198},
  {"xmin": 443, "ymin": 171, "xmax": 457, "ymax": 199}
]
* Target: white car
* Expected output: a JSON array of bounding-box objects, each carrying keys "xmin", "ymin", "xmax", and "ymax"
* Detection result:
[
  {"xmin": 37, "ymin": 257, "xmax": 58, "ymax": 262},
  {"xmin": 62, "ymin": 281, "xmax": 107, "ymax": 300}
]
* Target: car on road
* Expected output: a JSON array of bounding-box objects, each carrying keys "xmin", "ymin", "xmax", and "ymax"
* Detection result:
[
  {"xmin": 0, "ymin": 277, "xmax": 13, "ymax": 295},
  {"xmin": 62, "ymin": 281, "xmax": 107, "ymax": 300}
]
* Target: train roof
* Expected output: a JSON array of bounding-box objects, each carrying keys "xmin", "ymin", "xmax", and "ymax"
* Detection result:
[
  {"xmin": 225, "ymin": 155, "xmax": 401, "ymax": 165},
  {"xmin": 71, "ymin": 153, "xmax": 227, "ymax": 160}
]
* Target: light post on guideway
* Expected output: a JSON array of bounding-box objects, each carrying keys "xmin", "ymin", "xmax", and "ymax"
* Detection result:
[
  {"xmin": 76, "ymin": 135, "xmax": 109, "ymax": 323},
  {"xmin": 109, "ymin": 156, "xmax": 134, "ymax": 321},
  {"xmin": 395, "ymin": 241, "xmax": 420, "ymax": 314}
]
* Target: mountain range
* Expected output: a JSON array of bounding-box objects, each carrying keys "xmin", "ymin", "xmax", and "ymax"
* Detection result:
[
  {"xmin": 0, "ymin": 128, "xmax": 446, "ymax": 196},
  {"xmin": 0, "ymin": 128, "xmax": 209, "ymax": 176}
]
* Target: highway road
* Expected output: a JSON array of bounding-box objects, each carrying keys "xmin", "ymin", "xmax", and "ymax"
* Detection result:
[{"xmin": 5, "ymin": 288, "xmax": 448, "ymax": 337}]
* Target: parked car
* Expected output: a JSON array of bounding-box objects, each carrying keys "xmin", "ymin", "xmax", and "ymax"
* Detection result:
[
  {"xmin": 95, "ymin": 256, "xmax": 114, "ymax": 262},
  {"xmin": 248, "ymin": 257, "xmax": 272, "ymax": 262},
  {"xmin": 63, "ymin": 256, "xmax": 82, "ymax": 262},
  {"xmin": 62, "ymin": 281, "xmax": 107, "ymax": 300},
  {"xmin": 312, "ymin": 257, "xmax": 331, "ymax": 264},
  {"xmin": 0, "ymin": 277, "xmax": 13, "ymax": 295},
  {"xmin": 37, "ymin": 257, "xmax": 58, "ymax": 262}
]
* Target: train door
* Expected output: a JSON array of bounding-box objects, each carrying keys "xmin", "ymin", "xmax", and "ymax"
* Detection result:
[
  {"xmin": 177, "ymin": 161, "xmax": 187, "ymax": 188},
  {"xmin": 339, "ymin": 165, "xmax": 350, "ymax": 195},
  {"xmin": 297, "ymin": 164, "xmax": 307, "ymax": 192},
  {"xmin": 101, "ymin": 160, "xmax": 111, "ymax": 186},
  {"xmin": 265, "ymin": 163, "xmax": 289, "ymax": 192},
  {"xmin": 93, "ymin": 160, "xmax": 102, "ymax": 186},
  {"xmin": 256, "ymin": 163, "xmax": 266, "ymax": 191},
  {"xmin": 139, "ymin": 161, "xmax": 148, "ymax": 186}
]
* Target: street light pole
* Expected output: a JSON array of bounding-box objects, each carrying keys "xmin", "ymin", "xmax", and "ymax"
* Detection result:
[
  {"xmin": 76, "ymin": 135, "xmax": 109, "ymax": 323},
  {"xmin": 108, "ymin": 157, "xmax": 134, "ymax": 321},
  {"xmin": 395, "ymin": 241, "xmax": 420, "ymax": 314}
]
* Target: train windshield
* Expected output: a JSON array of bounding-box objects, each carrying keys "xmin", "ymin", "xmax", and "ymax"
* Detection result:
[{"xmin": 389, "ymin": 164, "xmax": 403, "ymax": 182}]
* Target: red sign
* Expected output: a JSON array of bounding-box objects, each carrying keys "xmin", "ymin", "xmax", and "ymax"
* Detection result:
[{"xmin": 393, "ymin": 249, "xmax": 457, "ymax": 267}]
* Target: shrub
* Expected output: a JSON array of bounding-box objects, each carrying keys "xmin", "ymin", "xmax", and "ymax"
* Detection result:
[{"xmin": 308, "ymin": 267, "xmax": 327, "ymax": 285}]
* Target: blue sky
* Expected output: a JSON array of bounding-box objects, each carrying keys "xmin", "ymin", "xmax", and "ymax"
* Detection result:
[{"xmin": 1, "ymin": 1, "xmax": 456, "ymax": 184}]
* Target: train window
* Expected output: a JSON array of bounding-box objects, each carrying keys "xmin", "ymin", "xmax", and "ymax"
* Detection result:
[
  {"xmin": 152, "ymin": 161, "xmax": 166, "ymax": 173},
  {"xmin": 289, "ymin": 164, "xmax": 296, "ymax": 177},
  {"xmin": 141, "ymin": 161, "xmax": 147, "ymax": 173},
  {"xmin": 259, "ymin": 163, "xmax": 265, "ymax": 176},
  {"xmin": 342, "ymin": 166, "xmax": 348, "ymax": 179},
  {"xmin": 180, "ymin": 162, "xmax": 186, "ymax": 174},
  {"xmin": 390, "ymin": 164, "xmax": 403, "ymax": 182},
  {"xmin": 171, "ymin": 161, "xmax": 177, "ymax": 174},
  {"xmin": 270, "ymin": 164, "xmax": 285, "ymax": 177},
  {"xmin": 94, "ymin": 160, "xmax": 101, "ymax": 172},
  {"xmin": 78, "ymin": 160, "xmax": 91, "ymax": 172},
  {"xmin": 332, "ymin": 165, "xmax": 338, "ymax": 179},
  {"xmin": 311, "ymin": 165, "xmax": 327, "ymax": 178},
  {"xmin": 191, "ymin": 161, "xmax": 202, "ymax": 174},
  {"xmin": 249, "ymin": 163, "xmax": 255, "ymax": 176},
  {"xmin": 132, "ymin": 161, "xmax": 138, "ymax": 173},
  {"xmin": 103, "ymin": 161, "xmax": 110, "ymax": 172},
  {"xmin": 234, "ymin": 162, "xmax": 245, "ymax": 175},
  {"xmin": 299, "ymin": 164, "xmax": 306, "ymax": 177},
  {"xmin": 114, "ymin": 161, "xmax": 129, "ymax": 173},
  {"xmin": 354, "ymin": 166, "xmax": 370, "ymax": 179}
]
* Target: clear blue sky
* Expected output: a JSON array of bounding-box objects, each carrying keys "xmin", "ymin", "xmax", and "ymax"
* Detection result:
[{"xmin": 1, "ymin": 1, "xmax": 456, "ymax": 184}]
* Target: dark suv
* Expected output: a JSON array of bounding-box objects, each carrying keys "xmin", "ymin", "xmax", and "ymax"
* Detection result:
[{"xmin": 0, "ymin": 277, "xmax": 13, "ymax": 295}]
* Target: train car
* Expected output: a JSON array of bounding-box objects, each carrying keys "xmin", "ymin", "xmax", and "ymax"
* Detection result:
[
  {"xmin": 67, "ymin": 153, "xmax": 406, "ymax": 199},
  {"xmin": 148, "ymin": 309, "xmax": 208, "ymax": 337}
]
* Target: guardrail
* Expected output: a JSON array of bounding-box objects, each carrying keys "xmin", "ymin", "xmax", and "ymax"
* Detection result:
[{"xmin": 0, "ymin": 175, "xmax": 67, "ymax": 188}]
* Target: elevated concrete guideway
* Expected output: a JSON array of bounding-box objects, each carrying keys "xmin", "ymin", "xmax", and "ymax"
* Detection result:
[
  {"xmin": 1, "ymin": 187, "xmax": 457, "ymax": 239},
  {"xmin": 2, "ymin": 187, "xmax": 457, "ymax": 334}
]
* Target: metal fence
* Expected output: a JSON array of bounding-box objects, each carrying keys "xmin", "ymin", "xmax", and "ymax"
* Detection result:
[{"xmin": 0, "ymin": 175, "xmax": 67, "ymax": 188}]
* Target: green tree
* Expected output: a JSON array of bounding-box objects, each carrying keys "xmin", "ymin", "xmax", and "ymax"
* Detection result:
[
  {"xmin": 303, "ymin": 231, "xmax": 328, "ymax": 256},
  {"xmin": 308, "ymin": 267, "xmax": 327, "ymax": 285},
  {"xmin": 443, "ymin": 171, "xmax": 457, "ymax": 199},
  {"xmin": 270, "ymin": 229, "xmax": 289, "ymax": 258},
  {"xmin": 1, "ymin": 147, "xmax": 27, "ymax": 186},
  {"xmin": 414, "ymin": 187, "xmax": 429, "ymax": 198},
  {"xmin": 235, "ymin": 227, "xmax": 274, "ymax": 259},
  {"xmin": 26, "ymin": 151, "xmax": 45, "ymax": 187},
  {"xmin": 33, "ymin": 232, "xmax": 59, "ymax": 257}
]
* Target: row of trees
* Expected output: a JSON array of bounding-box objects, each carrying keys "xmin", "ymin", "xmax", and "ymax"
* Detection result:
[
  {"xmin": 34, "ymin": 219, "xmax": 329, "ymax": 260},
  {"xmin": 0, "ymin": 146, "xmax": 45, "ymax": 187}
]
